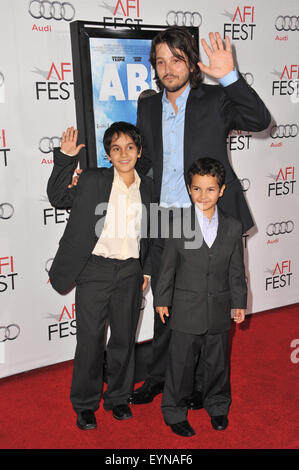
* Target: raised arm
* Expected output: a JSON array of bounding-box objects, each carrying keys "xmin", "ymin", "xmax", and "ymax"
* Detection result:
[
  {"xmin": 199, "ymin": 32, "xmax": 271, "ymax": 131},
  {"xmin": 47, "ymin": 127, "xmax": 85, "ymax": 208}
]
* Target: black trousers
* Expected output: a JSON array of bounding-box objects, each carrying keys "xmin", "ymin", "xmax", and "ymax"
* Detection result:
[
  {"xmin": 148, "ymin": 235, "xmax": 204, "ymax": 389},
  {"xmin": 162, "ymin": 329, "xmax": 231, "ymax": 424},
  {"xmin": 70, "ymin": 255, "xmax": 143, "ymax": 413}
]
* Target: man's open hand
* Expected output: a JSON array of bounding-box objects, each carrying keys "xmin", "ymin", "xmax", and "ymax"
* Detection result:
[{"xmin": 197, "ymin": 32, "xmax": 234, "ymax": 79}]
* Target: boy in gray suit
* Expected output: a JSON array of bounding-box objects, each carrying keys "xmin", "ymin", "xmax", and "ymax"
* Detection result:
[{"xmin": 154, "ymin": 157, "xmax": 247, "ymax": 437}]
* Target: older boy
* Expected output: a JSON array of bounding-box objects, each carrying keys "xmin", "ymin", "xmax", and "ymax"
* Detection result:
[
  {"xmin": 154, "ymin": 157, "xmax": 247, "ymax": 437},
  {"xmin": 47, "ymin": 122, "xmax": 154, "ymax": 430}
]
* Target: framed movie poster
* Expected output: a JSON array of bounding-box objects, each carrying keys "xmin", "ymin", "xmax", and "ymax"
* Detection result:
[{"xmin": 70, "ymin": 21, "xmax": 198, "ymax": 168}]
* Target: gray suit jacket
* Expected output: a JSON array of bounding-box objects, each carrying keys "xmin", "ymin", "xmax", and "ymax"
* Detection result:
[{"xmin": 154, "ymin": 206, "xmax": 247, "ymax": 334}]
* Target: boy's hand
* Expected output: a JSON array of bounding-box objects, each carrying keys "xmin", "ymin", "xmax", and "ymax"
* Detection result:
[
  {"xmin": 61, "ymin": 127, "xmax": 85, "ymax": 156},
  {"xmin": 68, "ymin": 169, "xmax": 83, "ymax": 188},
  {"xmin": 234, "ymin": 309, "xmax": 246, "ymax": 323},
  {"xmin": 142, "ymin": 276, "xmax": 150, "ymax": 291},
  {"xmin": 156, "ymin": 306, "xmax": 169, "ymax": 324}
]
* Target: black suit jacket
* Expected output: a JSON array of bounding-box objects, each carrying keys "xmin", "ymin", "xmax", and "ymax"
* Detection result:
[
  {"xmin": 136, "ymin": 75, "xmax": 271, "ymax": 233},
  {"xmin": 154, "ymin": 207, "xmax": 247, "ymax": 335},
  {"xmin": 47, "ymin": 149, "xmax": 155, "ymax": 294}
]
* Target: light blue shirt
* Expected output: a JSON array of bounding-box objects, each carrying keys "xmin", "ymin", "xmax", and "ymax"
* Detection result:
[
  {"xmin": 159, "ymin": 70, "xmax": 239, "ymax": 208},
  {"xmin": 195, "ymin": 205, "xmax": 219, "ymax": 248}
]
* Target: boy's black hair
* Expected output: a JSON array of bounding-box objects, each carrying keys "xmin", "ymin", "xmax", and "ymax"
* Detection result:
[
  {"xmin": 188, "ymin": 157, "xmax": 226, "ymax": 188},
  {"xmin": 150, "ymin": 26, "xmax": 203, "ymax": 91},
  {"xmin": 103, "ymin": 121, "xmax": 142, "ymax": 156}
]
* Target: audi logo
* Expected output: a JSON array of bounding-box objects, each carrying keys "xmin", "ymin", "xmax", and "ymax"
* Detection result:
[
  {"xmin": 270, "ymin": 124, "xmax": 298, "ymax": 139},
  {"xmin": 28, "ymin": 0, "xmax": 75, "ymax": 21},
  {"xmin": 0, "ymin": 72, "xmax": 4, "ymax": 87},
  {"xmin": 241, "ymin": 72, "xmax": 254, "ymax": 87},
  {"xmin": 0, "ymin": 203, "xmax": 14, "ymax": 220},
  {"xmin": 39, "ymin": 136, "xmax": 61, "ymax": 153},
  {"xmin": 275, "ymin": 15, "xmax": 299, "ymax": 31},
  {"xmin": 0, "ymin": 324, "xmax": 20, "ymax": 342},
  {"xmin": 45, "ymin": 258, "xmax": 54, "ymax": 273},
  {"xmin": 239, "ymin": 178, "xmax": 250, "ymax": 192},
  {"xmin": 266, "ymin": 221, "xmax": 294, "ymax": 236},
  {"xmin": 166, "ymin": 10, "xmax": 202, "ymax": 28}
]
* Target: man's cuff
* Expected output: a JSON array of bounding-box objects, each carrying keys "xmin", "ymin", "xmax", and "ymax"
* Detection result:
[
  {"xmin": 218, "ymin": 69, "xmax": 239, "ymax": 87},
  {"xmin": 60, "ymin": 149, "xmax": 75, "ymax": 157}
]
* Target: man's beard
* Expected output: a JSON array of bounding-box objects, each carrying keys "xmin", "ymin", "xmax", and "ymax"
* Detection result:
[{"xmin": 161, "ymin": 75, "xmax": 190, "ymax": 93}]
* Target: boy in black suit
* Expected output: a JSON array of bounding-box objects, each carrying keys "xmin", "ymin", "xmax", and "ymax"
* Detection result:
[
  {"xmin": 47, "ymin": 122, "xmax": 154, "ymax": 430},
  {"xmin": 154, "ymin": 158, "xmax": 247, "ymax": 437}
]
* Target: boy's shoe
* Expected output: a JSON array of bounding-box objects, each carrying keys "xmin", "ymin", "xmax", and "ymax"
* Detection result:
[
  {"xmin": 112, "ymin": 404, "xmax": 133, "ymax": 420},
  {"xmin": 166, "ymin": 420, "xmax": 195, "ymax": 437},
  {"xmin": 128, "ymin": 380, "xmax": 164, "ymax": 404},
  {"xmin": 76, "ymin": 410, "xmax": 97, "ymax": 430},
  {"xmin": 211, "ymin": 415, "xmax": 228, "ymax": 430}
]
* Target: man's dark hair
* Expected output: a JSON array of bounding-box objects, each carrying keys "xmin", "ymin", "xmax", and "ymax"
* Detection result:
[
  {"xmin": 150, "ymin": 26, "xmax": 203, "ymax": 91},
  {"xmin": 103, "ymin": 121, "xmax": 142, "ymax": 155},
  {"xmin": 188, "ymin": 158, "xmax": 226, "ymax": 188}
]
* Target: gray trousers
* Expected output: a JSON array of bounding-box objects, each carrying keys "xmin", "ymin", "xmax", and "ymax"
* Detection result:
[
  {"xmin": 162, "ymin": 329, "xmax": 231, "ymax": 424},
  {"xmin": 70, "ymin": 255, "xmax": 143, "ymax": 413}
]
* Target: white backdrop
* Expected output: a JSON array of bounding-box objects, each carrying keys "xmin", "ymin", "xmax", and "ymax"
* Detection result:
[{"xmin": 0, "ymin": 0, "xmax": 298, "ymax": 378}]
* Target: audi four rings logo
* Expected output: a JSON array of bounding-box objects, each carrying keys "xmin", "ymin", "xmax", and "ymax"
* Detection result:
[
  {"xmin": 39, "ymin": 136, "xmax": 61, "ymax": 153},
  {"xmin": 166, "ymin": 11, "xmax": 202, "ymax": 27},
  {"xmin": 241, "ymin": 72, "xmax": 254, "ymax": 86},
  {"xmin": 28, "ymin": 0, "xmax": 75, "ymax": 21},
  {"xmin": 0, "ymin": 72, "xmax": 4, "ymax": 87},
  {"xmin": 270, "ymin": 124, "xmax": 298, "ymax": 139},
  {"xmin": 275, "ymin": 16, "xmax": 299, "ymax": 31},
  {"xmin": 266, "ymin": 221, "xmax": 295, "ymax": 236},
  {"xmin": 0, "ymin": 324, "xmax": 20, "ymax": 342},
  {"xmin": 0, "ymin": 203, "xmax": 14, "ymax": 220},
  {"xmin": 239, "ymin": 178, "xmax": 250, "ymax": 191}
]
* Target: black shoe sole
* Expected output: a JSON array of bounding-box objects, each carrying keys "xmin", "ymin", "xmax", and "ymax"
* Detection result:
[
  {"xmin": 76, "ymin": 422, "xmax": 97, "ymax": 430},
  {"xmin": 113, "ymin": 413, "xmax": 133, "ymax": 421}
]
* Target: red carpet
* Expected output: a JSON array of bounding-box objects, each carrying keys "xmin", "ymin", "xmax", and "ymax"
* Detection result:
[{"xmin": 0, "ymin": 304, "xmax": 298, "ymax": 449}]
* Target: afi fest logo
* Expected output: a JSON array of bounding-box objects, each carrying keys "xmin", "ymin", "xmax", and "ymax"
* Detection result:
[
  {"xmin": 0, "ymin": 256, "xmax": 18, "ymax": 293},
  {"xmin": 43, "ymin": 206, "xmax": 70, "ymax": 225},
  {"xmin": 33, "ymin": 62, "xmax": 74, "ymax": 100},
  {"xmin": 101, "ymin": 0, "xmax": 143, "ymax": 27},
  {"xmin": 227, "ymin": 129, "xmax": 252, "ymax": 151},
  {"xmin": 0, "ymin": 129, "xmax": 10, "ymax": 168},
  {"xmin": 265, "ymin": 260, "xmax": 292, "ymax": 291},
  {"xmin": 272, "ymin": 65, "xmax": 299, "ymax": 97},
  {"xmin": 47, "ymin": 303, "xmax": 76, "ymax": 341},
  {"xmin": 267, "ymin": 166, "xmax": 296, "ymax": 197},
  {"xmin": 222, "ymin": 5, "xmax": 256, "ymax": 40}
]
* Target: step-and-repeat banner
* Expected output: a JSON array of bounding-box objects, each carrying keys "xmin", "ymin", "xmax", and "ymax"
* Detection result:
[{"xmin": 0, "ymin": 0, "xmax": 298, "ymax": 377}]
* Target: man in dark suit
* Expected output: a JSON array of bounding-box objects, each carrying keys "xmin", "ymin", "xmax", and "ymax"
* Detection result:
[
  {"xmin": 130, "ymin": 26, "xmax": 270, "ymax": 406},
  {"xmin": 154, "ymin": 158, "xmax": 247, "ymax": 437},
  {"xmin": 47, "ymin": 122, "xmax": 154, "ymax": 430}
]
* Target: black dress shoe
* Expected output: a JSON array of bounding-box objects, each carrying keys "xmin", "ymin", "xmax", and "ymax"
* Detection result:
[
  {"xmin": 128, "ymin": 380, "xmax": 164, "ymax": 405},
  {"xmin": 167, "ymin": 420, "xmax": 195, "ymax": 437},
  {"xmin": 76, "ymin": 410, "xmax": 97, "ymax": 430},
  {"xmin": 112, "ymin": 404, "xmax": 133, "ymax": 420},
  {"xmin": 186, "ymin": 390, "xmax": 203, "ymax": 410},
  {"xmin": 211, "ymin": 415, "xmax": 228, "ymax": 430}
]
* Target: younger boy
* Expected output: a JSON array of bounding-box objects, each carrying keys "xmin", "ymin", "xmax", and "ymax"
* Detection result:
[
  {"xmin": 47, "ymin": 122, "xmax": 154, "ymax": 430},
  {"xmin": 154, "ymin": 157, "xmax": 247, "ymax": 437}
]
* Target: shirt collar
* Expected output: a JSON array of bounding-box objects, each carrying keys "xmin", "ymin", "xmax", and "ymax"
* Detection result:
[
  {"xmin": 195, "ymin": 204, "xmax": 218, "ymax": 226},
  {"xmin": 113, "ymin": 167, "xmax": 141, "ymax": 189},
  {"xmin": 162, "ymin": 82, "xmax": 191, "ymax": 107}
]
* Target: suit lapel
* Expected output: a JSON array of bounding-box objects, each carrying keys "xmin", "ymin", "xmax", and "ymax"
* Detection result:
[
  {"xmin": 97, "ymin": 165, "xmax": 114, "ymax": 202},
  {"xmin": 209, "ymin": 208, "xmax": 229, "ymax": 255}
]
